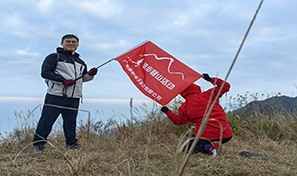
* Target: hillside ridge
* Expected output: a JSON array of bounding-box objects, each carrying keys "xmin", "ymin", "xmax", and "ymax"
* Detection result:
[{"xmin": 232, "ymin": 95, "xmax": 297, "ymax": 117}]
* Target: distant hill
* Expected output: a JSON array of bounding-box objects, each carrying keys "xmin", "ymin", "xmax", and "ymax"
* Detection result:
[{"xmin": 232, "ymin": 96, "xmax": 297, "ymax": 117}]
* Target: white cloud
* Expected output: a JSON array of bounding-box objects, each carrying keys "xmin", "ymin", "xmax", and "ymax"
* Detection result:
[
  {"xmin": 88, "ymin": 39, "xmax": 132, "ymax": 53},
  {"xmin": 37, "ymin": 0, "xmax": 54, "ymax": 12},
  {"xmin": 173, "ymin": 14, "xmax": 189, "ymax": 27},
  {"xmin": 1, "ymin": 15, "xmax": 24, "ymax": 28},
  {"xmin": 15, "ymin": 49, "xmax": 39, "ymax": 56},
  {"xmin": 73, "ymin": 0, "xmax": 122, "ymax": 20}
]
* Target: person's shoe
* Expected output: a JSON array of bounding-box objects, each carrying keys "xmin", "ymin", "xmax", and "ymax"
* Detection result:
[
  {"xmin": 209, "ymin": 141, "xmax": 220, "ymax": 157},
  {"xmin": 32, "ymin": 144, "xmax": 45, "ymax": 153},
  {"xmin": 66, "ymin": 143, "xmax": 80, "ymax": 150}
]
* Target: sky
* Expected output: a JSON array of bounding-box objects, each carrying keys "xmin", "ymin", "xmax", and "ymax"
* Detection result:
[{"xmin": 0, "ymin": 0, "xmax": 297, "ymax": 108}]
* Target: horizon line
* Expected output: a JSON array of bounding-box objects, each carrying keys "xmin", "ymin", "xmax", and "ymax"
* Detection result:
[{"xmin": 0, "ymin": 96, "xmax": 152, "ymax": 103}]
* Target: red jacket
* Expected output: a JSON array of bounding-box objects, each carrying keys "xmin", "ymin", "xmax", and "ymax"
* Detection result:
[{"xmin": 165, "ymin": 78, "xmax": 233, "ymax": 140}]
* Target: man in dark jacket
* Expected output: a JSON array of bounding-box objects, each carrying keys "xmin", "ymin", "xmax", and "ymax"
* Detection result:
[
  {"xmin": 32, "ymin": 34, "xmax": 98, "ymax": 152},
  {"xmin": 161, "ymin": 74, "xmax": 233, "ymax": 156}
]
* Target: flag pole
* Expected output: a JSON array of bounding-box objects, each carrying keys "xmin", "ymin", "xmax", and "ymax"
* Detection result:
[
  {"xmin": 96, "ymin": 58, "xmax": 114, "ymax": 69},
  {"xmin": 75, "ymin": 58, "xmax": 114, "ymax": 81}
]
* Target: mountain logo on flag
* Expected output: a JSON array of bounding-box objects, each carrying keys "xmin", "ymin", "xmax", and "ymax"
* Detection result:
[
  {"xmin": 125, "ymin": 53, "xmax": 185, "ymax": 80},
  {"xmin": 140, "ymin": 53, "xmax": 185, "ymax": 80}
]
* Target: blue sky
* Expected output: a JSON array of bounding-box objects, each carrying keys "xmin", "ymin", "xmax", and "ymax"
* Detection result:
[{"xmin": 0, "ymin": 0, "xmax": 296, "ymax": 105}]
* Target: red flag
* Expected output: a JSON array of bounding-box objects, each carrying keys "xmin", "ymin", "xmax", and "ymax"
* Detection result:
[{"xmin": 115, "ymin": 41, "xmax": 202, "ymax": 105}]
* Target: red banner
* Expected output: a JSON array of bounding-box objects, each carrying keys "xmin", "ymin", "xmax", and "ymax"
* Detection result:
[{"xmin": 115, "ymin": 41, "xmax": 202, "ymax": 105}]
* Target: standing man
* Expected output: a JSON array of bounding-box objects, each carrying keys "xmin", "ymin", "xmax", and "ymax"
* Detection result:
[
  {"xmin": 161, "ymin": 74, "xmax": 233, "ymax": 156},
  {"xmin": 33, "ymin": 34, "xmax": 98, "ymax": 152}
]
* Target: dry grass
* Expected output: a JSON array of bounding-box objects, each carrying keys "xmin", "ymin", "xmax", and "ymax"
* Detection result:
[{"xmin": 1, "ymin": 108, "xmax": 297, "ymax": 175}]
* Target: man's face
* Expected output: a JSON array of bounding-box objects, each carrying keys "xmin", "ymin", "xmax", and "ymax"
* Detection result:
[{"xmin": 61, "ymin": 37, "xmax": 79, "ymax": 52}]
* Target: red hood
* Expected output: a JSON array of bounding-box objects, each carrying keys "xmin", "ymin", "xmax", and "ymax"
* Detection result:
[{"xmin": 180, "ymin": 84, "xmax": 201, "ymax": 98}]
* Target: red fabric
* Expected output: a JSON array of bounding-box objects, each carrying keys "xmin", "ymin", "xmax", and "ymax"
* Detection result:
[
  {"xmin": 165, "ymin": 78, "xmax": 233, "ymax": 140},
  {"xmin": 115, "ymin": 41, "xmax": 201, "ymax": 105}
]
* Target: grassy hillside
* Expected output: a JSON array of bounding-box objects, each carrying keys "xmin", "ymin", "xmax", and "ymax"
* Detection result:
[{"xmin": 0, "ymin": 100, "xmax": 297, "ymax": 175}]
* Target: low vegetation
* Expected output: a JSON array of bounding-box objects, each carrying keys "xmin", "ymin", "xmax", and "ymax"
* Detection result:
[{"xmin": 0, "ymin": 95, "xmax": 297, "ymax": 175}]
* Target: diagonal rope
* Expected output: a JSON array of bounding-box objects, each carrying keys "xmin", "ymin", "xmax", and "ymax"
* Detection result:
[{"xmin": 177, "ymin": 0, "xmax": 265, "ymax": 175}]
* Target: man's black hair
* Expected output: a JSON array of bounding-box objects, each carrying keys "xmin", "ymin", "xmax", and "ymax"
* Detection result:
[{"xmin": 61, "ymin": 34, "xmax": 79, "ymax": 43}]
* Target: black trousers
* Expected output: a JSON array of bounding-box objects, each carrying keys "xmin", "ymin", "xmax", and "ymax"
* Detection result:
[
  {"xmin": 33, "ymin": 94, "xmax": 79, "ymax": 146},
  {"xmin": 184, "ymin": 136, "xmax": 232, "ymax": 153}
]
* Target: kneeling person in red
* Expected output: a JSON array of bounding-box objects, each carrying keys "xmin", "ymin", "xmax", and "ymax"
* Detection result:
[{"xmin": 161, "ymin": 74, "xmax": 233, "ymax": 156}]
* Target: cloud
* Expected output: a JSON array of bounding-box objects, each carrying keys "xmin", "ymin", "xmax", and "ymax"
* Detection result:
[
  {"xmin": 72, "ymin": 0, "xmax": 123, "ymax": 20},
  {"xmin": 15, "ymin": 49, "xmax": 40, "ymax": 57},
  {"xmin": 173, "ymin": 14, "xmax": 190, "ymax": 27},
  {"xmin": 37, "ymin": 0, "xmax": 54, "ymax": 12},
  {"xmin": 90, "ymin": 40, "xmax": 129, "ymax": 50},
  {"xmin": 0, "ymin": 15, "xmax": 32, "ymax": 39}
]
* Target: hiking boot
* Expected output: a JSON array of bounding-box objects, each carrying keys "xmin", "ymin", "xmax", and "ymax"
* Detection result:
[
  {"xmin": 209, "ymin": 141, "xmax": 220, "ymax": 157},
  {"xmin": 66, "ymin": 143, "xmax": 80, "ymax": 150},
  {"xmin": 33, "ymin": 144, "xmax": 45, "ymax": 153}
]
